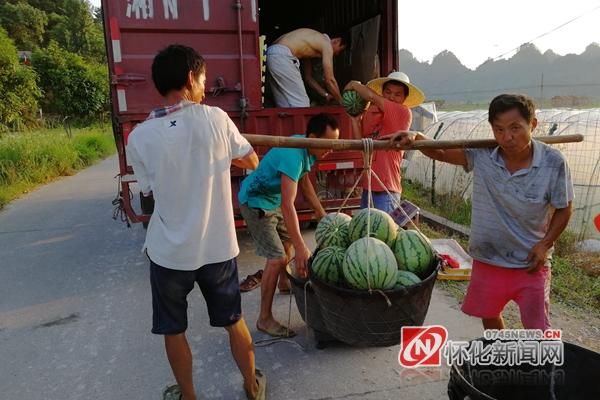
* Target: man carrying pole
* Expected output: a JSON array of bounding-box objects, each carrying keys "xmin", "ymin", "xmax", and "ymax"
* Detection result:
[{"xmin": 391, "ymin": 93, "xmax": 574, "ymax": 331}]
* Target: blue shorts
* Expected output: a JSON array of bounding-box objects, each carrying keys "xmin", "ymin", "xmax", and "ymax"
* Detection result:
[
  {"xmin": 149, "ymin": 257, "xmax": 242, "ymax": 334},
  {"xmin": 360, "ymin": 191, "xmax": 401, "ymax": 214}
]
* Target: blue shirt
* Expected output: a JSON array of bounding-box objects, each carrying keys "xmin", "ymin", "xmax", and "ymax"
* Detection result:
[
  {"xmin": 464, "ymin": 140, "xmax": 574, "ymax": 268},
  {"xmin": 238, "ymin": 135, "xmax": 316, "ymax": 210}
]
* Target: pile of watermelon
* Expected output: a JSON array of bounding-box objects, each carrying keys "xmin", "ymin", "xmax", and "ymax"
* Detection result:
[{"xmin": 310, "ymin": 209, "xmax": 437, "ymax": 291}]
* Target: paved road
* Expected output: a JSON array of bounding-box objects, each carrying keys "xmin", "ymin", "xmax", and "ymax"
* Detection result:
[{"xmin": 0, "ymin": 156, "xmax": 482, "ymax": 400}]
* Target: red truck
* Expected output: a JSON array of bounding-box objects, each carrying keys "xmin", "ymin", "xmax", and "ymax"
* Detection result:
[{"xmin": 101, "ymin": 0, "xmax": 400, "ymax": 226}]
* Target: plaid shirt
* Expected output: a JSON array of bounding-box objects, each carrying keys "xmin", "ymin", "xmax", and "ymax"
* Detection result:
[{"xmin": 146, "ymin": 100, "xmax": 196, "ymax": 120}]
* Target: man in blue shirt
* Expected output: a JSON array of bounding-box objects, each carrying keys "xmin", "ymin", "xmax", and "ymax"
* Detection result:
[{"xmin": 239, "ymin": 113, "xmax": 339, "ymax": 337}]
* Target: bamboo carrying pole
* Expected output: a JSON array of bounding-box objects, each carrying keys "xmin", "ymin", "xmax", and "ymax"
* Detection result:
[{"xmin": 241, "ymin": 132, "xmax": 583, "ymax": 151}]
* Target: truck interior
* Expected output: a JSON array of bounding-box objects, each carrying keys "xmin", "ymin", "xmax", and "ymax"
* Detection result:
[{"xmin": 257, "ymin": 0, "xmax": 395, "ymax": 106}]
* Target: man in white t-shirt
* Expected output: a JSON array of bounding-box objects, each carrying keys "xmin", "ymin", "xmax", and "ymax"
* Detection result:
[{"xmin": 126, "ymin": 45, "xmax": 265, "ymax": 400}]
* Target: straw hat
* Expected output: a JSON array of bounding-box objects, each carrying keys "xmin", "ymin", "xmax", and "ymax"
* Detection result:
[{"xmin": 366, "ymin": 71, "xmax": 425, "ymax": 108}]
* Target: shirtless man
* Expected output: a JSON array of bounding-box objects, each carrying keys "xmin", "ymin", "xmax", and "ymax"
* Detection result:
[{"xmin": 267, "ymin": 28, "xmax": 349, "ymax": 107}]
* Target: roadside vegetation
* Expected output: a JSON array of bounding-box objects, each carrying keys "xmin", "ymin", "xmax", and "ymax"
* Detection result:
[
  {"xmin": 0, "ymin": 1, "xmax": 114, "ymax": 209},
  {"xmin": 0, "ymin": 124, "xmax": 114, "ymax": 208}
]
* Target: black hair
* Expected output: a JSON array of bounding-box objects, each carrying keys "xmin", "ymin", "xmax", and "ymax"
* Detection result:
[
  {"xmin": 488, "ymin": 94, "xmax": 536, "ymax": 124},
  {"xmin": 306, "ymin": 113, "xmax": 339, "ymax": 138},
  {"xmin": 152, "ymin": 44, "xmax": 206, "ymax": 97},
  {"xmin": 330, "ymin": 30, "xmax": 352, "ymax": 49},
  {"xmin": 383, "ymin": 80, "xmax": 409, "ymax": 97}
]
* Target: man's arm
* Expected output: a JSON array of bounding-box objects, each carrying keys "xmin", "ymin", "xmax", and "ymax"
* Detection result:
[
  {"xmin": 345, "ymin": 80, "xmax": 385, "ymax": 110},
  {"xmin": 348, "ymin": 114, "xmax": 363, "ymax": 140},
  {"xmin": 232, "ymin": 150, "xmax": 259, "ymax": 170},
  {"xmin": 281, "ymin": 175, "xmax": 311, "ymax": 277},
  {"xmin": 299, "ymin": 174, "xmax": 326, "ymax": 220},
  {"xmin": 320, "ymin": 43, "xmax": 342, "ymax": 103},
  {"xmin": 301, "ymin": 59, "xmax": 330, "ymax": 102},
  {"xmin": 527, "ymin": 203, "xmax": 573, "ymax": 272},
  {"xmin": 390, "ymin": 131, "xmax": 468, "ymax": 166}
]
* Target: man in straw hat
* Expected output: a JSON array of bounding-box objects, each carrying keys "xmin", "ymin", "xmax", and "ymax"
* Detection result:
[
  {"xmin": 392, "ymin": 93, "xmax": 574, "ymax": 331},
  {"xmin": 344, "ymin": 71, "xmax": 426, "ymax": 212}
]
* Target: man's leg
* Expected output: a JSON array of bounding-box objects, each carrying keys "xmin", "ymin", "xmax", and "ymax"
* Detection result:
[
  {"xmin": 164, "ymin": 334, "xmax": 196, "ymax": 400},
  {"xmin": 149, "ymin": 260, "xmax": 197, "ymax": 400},
  {"xmin": 277, "ymin": 241, "xmax": 294, "ymax": 292},
  {"xmin": 257, "ymin": 255, "xmax": 288, "ymax": 332},
  {"xmin": 225, "ymin": 318, "xmax": 258, "ymax": 397}
]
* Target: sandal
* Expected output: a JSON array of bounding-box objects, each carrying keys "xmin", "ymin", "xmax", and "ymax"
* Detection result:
[
  {"xmin": 162, "ymin": 384, "xmax": 182, "ymax": 400},
  {"xmin": 246, "ymin": 369, "xmax": 267, "ymax": 400},
  {"xmin": 240, "ymin": 270, "xmax": 263, "ymax": 292},
  {"xmin": 257, "ymin": 324, "xmax": 297, "ymax": 338}
]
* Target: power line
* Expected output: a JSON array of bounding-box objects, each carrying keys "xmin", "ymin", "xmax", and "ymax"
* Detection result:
[{"xmin": 492, "ymin": 4, "xmax": 600, "ymax": 61}]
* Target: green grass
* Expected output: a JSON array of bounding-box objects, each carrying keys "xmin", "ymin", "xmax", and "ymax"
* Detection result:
[
  {"xmin": 403, "ymin": 179, "xmax": 472, "ymax": 226},
  {"xmin": 0, "ymin": 124, "xmax": 115, "ymax": 208}
]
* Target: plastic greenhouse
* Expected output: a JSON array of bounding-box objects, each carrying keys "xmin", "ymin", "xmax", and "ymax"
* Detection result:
[{"xmin": 403, "ymin": 108, "xmax": 600, "ymax": 241}]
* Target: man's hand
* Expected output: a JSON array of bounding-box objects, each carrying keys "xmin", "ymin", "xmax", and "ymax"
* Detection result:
[
  {"xmin": 344, "ymin": 80, "xmax": 362, "ymax": 92},
  {"xmin": 294, "ymin": 243, "xmax": 312, "ymax": 278},
  {"xmin": 387, "ymin": 131, "xmax": 418, "ymax": 147},
  {"xmin": 526, "ymin": 241, "xmax": 552, "ymax": 273}
]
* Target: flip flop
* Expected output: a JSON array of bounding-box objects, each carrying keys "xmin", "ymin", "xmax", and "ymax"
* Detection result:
[
  {"xmin": 257, "ymin": 324, "xmax": 297, "ymax": 338},
  {"xmin": 240, "ymin": 270, "xmax": 263, "ymax": 292},
  {"xmin": 162, "ymin": 384, "xmax": 182, "ymax": 400},
  {"xmin": 246, "ymin": 369, "xmax": 267, "ymax": 400}
]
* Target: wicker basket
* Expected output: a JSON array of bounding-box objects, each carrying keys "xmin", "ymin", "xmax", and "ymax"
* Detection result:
[{"xmin": 310, "ymin": 260, "xmax": 440, "ymax": 347}]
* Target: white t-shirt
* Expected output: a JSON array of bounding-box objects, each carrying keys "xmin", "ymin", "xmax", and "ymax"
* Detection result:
[{"xmin": 126, "ymin": 103, "xmax": 252, "ymax": 270}]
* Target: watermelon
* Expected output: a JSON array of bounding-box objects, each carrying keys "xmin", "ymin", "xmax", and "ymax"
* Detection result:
[
  {"xmin": 342, "ymin": 90, "xmax": 369, "ymax": 116},
  {"xmin": 392, "ymin": 229, "xmax": 436, "ymax": 277},
  {"xmin": 342, "ymin": 237, "xmax": 397, "ymax": 290},
  {"xmin": 311, "ymin": 246, "xmax": 346, "ymax": 284},
  {"xmin": 349, "ymin": 208, "xmax": 398, "ymax": 247},
  {"xmin": 393, "ymin": 270, "xmax": 422, "ymax": 289},
  {"xmin": 315, "ymin": 212, "xmax": 352, "ymax": 249}
]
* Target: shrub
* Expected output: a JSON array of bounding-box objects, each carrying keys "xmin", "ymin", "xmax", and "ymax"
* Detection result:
[
  {"xmin": 0, "ymin": 28, "xmax": 41, "ymax": 131},
  {"xmin": 32, "ymin": 42, "xmax": 108, "ymax": 122}
]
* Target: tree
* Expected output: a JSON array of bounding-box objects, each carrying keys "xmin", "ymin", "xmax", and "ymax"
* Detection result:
[
  {"xmin": 0, "ymin": 1, "xmax": 48, "ymax": 50},
  {"xmin": 32, "ymin": 41, "xmax": 108, "ymax": 121},
  {"xmin": 44, "ymin": 0, "xmax": 105, "ymax": 62},
  {"xmin": 0, "ymin": 28, "xmax": 41, "ymax": 131}
]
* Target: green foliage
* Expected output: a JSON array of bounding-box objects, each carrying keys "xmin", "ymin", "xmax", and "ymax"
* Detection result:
[
  {"xmin": 44, "ymin": 0, "xmax": 105, "ymax": 62},
  {"xmin": 552, "ymin": 257, "xmax": 600, "ymax": 313},
  {"xmin": 0, "ymin": 1, "xmax": 48, "ymax": 50},
  {"xmin": 32, "ymin": 42, "xmax": 108, "ymax": 121},
  {"xmin": 0, "ymin": 28, "xmax": 41, "ymax": 131},
  {"xmin": 402, "ymin": 179, "xmax": 472, "ymax": 226},
  {"xmin": 0, "ymin": 125, "xmax": 115, "ymax": 208}
]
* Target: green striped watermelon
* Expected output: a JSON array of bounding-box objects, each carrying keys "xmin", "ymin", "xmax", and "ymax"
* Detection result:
[
  {"xmin": 342, "ymin": 90, "xmax": 369, "ymax": 116},
  {"xmin": 315, "ymin": 212, "xmax": 352, "ymax": 249},
  {"xmin": 394, "ymin": 270, "xmax": 422, "ymax": 289},
  {"xmin": 342, "ymin": 237, "xmax": 397, "ymax": 290},
  {"xmin": 311, "ymin": 246, "xmax": 346, "ymax": 284},
  {"xmin": 349, "ymin": 208, "xmax": 398, "ymax": 246},
  {"xmin": 392, "ymin": 229, "xmax": 436, "ymax": 277}
]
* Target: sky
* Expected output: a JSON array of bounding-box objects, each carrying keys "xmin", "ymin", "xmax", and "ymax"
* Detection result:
[
  {"xmin": 90, "ymin": 0, "xmax": 600, "ymax": 70},
  {"xmin": 398, "ymin": 0, "xmax": 600, "ymax": 69}
]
